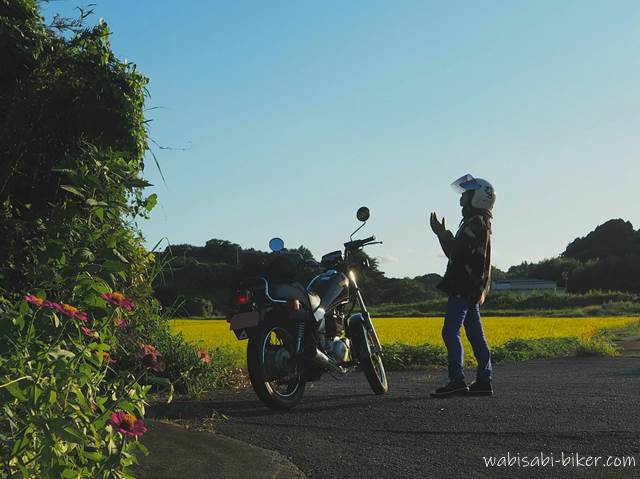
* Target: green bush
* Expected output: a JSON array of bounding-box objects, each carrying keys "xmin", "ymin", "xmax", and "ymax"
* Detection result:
[
  {"xmin": 0, "ymin": 3, "xmax": 183, "ymax": 476},
  {"xmin": 0, "ymin": 292, "xmax": 152, "ymax": 478},
  {"xmin": 181, "ymin": 296, "xmax": 214, "ymax": 317},
  {"xmin": 150, "ymin": 329, "xmax": 244, "ymax": 397}
]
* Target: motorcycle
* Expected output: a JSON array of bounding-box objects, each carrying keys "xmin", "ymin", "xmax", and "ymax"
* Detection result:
[{"xmin": 228, "ymin": 207, "xmax": 388, "ymax": 410}]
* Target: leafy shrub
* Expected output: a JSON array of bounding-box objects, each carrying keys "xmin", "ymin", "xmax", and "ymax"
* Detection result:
[
  {"xmin": 1, "ymin": 291, "xmax": 151, "ymax": 478},
  {"xmin": 181, "ymin": 297, "xmax": 214, "ymax": 317},
  {"xmin": 150, "ymin": 329, "xmax": 244, "ymax": 397},
  {"xmin": 0, "ymin": 3, "xmax": 230, "ymax": 476}
]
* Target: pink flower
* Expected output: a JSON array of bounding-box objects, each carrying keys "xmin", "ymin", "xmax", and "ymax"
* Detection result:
[
  {"xmin": 196, "ymin": 349, "xmax": 211, "ymax": 364},
  {"xmin": 81, "ymin": 326, "xmax": 98, "ymax": 339},
  {"xmin": 24, "ymin": 294, "xmax": 45, "ymax": 307},
  {"xmin": 109, "ymin": 411, "xmax": 147, "ymax": 437},
  {"xmin": 100, "ymin": 292, "xmax": 135, "ymax": 311},
  {"xmin": 25, "ymin": 295, "xmax": 87, "ymax": 321},
  {"xmin": 136, "ymin": 344, "xmax": 165, "ymax": 373},
  {"xmin": 52, "ymin": 303, "xmax": 88, "ymax": 322}
]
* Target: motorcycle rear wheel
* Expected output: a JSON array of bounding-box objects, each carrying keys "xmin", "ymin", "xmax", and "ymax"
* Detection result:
[{"xmin": 247, "ymin": 321, "xmax": 306, "ymax": 410}]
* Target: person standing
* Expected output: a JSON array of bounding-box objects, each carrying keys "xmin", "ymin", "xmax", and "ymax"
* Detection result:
[{"xmin": 429, "ymin": 174, "xmax": 496, "ymax": 398}]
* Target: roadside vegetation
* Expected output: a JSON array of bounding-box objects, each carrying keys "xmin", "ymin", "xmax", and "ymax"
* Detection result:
[{"xmin": 0, "ymin": 4, "xmax": 236, "ymax": 476}]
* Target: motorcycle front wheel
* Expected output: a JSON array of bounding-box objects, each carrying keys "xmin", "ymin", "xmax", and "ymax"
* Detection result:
[
  {"xmin": 247, "ymin": 320, "xmax": 306, "ymax": 410},
  {"xmin": 361, "ymin": 328, "xmax": 389, "ymax": 395}
]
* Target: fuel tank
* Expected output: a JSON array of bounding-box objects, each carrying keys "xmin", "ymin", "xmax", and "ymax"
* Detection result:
[{"xmin": 307, "ymin": 270, "xmax": 349, "ymax": 311}]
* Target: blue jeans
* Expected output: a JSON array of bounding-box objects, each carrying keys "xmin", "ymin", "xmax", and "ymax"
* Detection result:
[{"xmin": 442, "ymin": 295, "xmax": 492, "ymax": 382}]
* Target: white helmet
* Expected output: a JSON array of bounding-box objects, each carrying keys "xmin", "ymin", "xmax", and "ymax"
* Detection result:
[{"xmin": 451, "ymin": 174, "xmax": 496, "ymax": 211}]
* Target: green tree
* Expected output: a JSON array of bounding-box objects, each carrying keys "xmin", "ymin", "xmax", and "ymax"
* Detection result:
[{"xmin": 562, "ymin": 219, "xmax": 640, "ymax": 261}]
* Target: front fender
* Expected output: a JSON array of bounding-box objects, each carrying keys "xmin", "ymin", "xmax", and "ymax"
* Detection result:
[{"xmin": 346, "ymin": 313, "xmax": 371, "ymax": 360}]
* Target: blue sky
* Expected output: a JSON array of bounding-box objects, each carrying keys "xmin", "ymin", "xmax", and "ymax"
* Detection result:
[{"xmin": 42, "ymin": 1, "xmax": 640, "ymax": 278}]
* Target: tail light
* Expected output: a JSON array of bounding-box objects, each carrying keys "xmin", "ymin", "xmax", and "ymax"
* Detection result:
[{"xmin": 233, "ymin": 290, "xmax": 251, "ymax": 306}]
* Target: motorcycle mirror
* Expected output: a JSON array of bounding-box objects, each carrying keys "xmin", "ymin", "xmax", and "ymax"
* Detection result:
[
  {"xmin": 356, "ymin": 206, "xmax": 370, "ymax": 222},
  {"xmin": 268, "ymin": 237, "xmax": 285, "ymax": 252}
]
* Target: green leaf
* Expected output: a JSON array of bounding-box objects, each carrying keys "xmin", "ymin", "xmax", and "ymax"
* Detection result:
[
  {"xmin": 30, "ymin": 384, "xmax": 43, "ymax": 404},
  {"xmin": 78, "ymin": 247, "xmax": 95, "ymax": 262},
  {"xmin": 34, "ymin": 289, "xmax": 47, "ymax": 299},
  {"xmin": 103, "ymin": 260, "xmax": 126, "ymax": 273},
  {"xmin": 82, "ymin": 451, "xmax": 103, "ymax": 461},
  {"xmin": 54, "ymin": 425, "xmax": 84, "ymax": 444},
  {"xmin": 85, "ymin": 198, "xmax": 98, "ymax": 207},
  {"xmin": 94, "ymin": 208, "xmax": 104, "ymax": 221},
  {"xmin": 11, "ymin": 433, "xmax": 30, "ymax": 456},
  {"xmin": 137, "ymin": 442, "xmax": 150, "ymax": 455},
  {"xmin": 127, "ymin": 178, "xmax": 153, "ymax": 188},
  {"xmin": 12, "ymin": 314, "xmax": 25, "ymax": 330},
  {"xmin": 90, "ymin": 280, "xmax": 111, "ymax": 294},
  {"xmin": 144, "ymin": 193, "xmax": 157, "ymax": 211},
  {"xmin": 5, "ymin": 382, "xmax": 27, "ymax": 401},
  {"xmin": 47, "ymin": 348, "xmax": 76, "ymax": 361},
  {"xmin": 84, "ymin": 293, "xmax": 107, "ymax": 309},
  {"xmin": 60, "ymin": 185, "xmax": 84, "ymax": 198},
  {"xmin": 145, "ymin": 376, "xmax": 174, "ymax": 403},
  {"xmin": 112, "ymin": 248, "xmax": 129, "ymax": 263}
]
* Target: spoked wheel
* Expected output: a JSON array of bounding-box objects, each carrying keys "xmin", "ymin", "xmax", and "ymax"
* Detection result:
[
  {"xmin": 247, "ymin": 321, "xmax": 305, "ymax": 410},
  {"xmin": 362, "ymin": 329, "xmax": 388, "ymax": 395}
]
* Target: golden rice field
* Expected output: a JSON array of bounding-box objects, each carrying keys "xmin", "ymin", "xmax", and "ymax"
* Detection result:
[{"xmin": 169, "ymin": 316, "xmax": 639, "ymax": 361}]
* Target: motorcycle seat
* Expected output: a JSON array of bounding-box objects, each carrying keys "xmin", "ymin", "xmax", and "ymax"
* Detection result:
[{"xmin": 270, "ymin": 282, "xmax": 321, "ymax": 312}]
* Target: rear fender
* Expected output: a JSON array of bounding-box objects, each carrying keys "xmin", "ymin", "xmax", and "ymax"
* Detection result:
[{"xmin": 229, "ymin": 310, "xmax": 264, "ymax": 340}]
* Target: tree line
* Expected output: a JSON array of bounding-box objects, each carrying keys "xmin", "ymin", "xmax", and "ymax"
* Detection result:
[
  {"xmin": 154, "ymin": 218, "xmax": 640, "ymax": 316},
  {"xmin": 503, "ymin": 219, "xmax": 640, "ymax": 294}
]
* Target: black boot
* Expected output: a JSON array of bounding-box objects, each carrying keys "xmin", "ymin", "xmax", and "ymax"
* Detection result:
[
  {"xmin": 430, "ymin": 380, "xmax": 468, "ymax": 398},
  {"xmin": 467, "ymin": 380, "xmax": 493, "ymax": 396}
]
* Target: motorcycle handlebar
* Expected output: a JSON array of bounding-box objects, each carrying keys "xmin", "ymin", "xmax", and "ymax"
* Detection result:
[{"xmin": 344, "ymin": 235, "xmax": 380, "ymax": 250}]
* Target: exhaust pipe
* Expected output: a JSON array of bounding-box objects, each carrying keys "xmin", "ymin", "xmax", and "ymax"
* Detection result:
[{"xmin": 303, "ymin": 346, "xmax": 344, "ymax": 374}]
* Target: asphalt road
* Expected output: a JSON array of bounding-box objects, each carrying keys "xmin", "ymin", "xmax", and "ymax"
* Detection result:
[{"xmin": 151, "ymin": 348, "xmax": 640, "ymax": 478}]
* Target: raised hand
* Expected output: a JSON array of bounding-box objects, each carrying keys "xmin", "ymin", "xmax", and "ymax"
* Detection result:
[{"xmin": 429, "ymin": 212, "xmax": 447, "ymax": 237}]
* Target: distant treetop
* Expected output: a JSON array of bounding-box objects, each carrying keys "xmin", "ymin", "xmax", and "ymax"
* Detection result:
[{"xmin": 562, "ymin": 219, "xmax": 640, "ymax": 261}]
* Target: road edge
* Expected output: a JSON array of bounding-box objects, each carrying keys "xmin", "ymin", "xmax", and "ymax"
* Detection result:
[{"xmin": 133, "ymin": 419, "xmax": 305, "ymax": 478}]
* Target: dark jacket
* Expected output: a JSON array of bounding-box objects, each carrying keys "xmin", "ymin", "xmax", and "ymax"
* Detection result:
[{"xmin": 436, "ymin": 208, "xmax": 492, "ymax": 304}]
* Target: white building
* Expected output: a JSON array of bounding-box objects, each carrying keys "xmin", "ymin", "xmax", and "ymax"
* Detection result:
[{"xmin": 492, "ymin": 278, "xmax": 558, "ymax": 292}]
